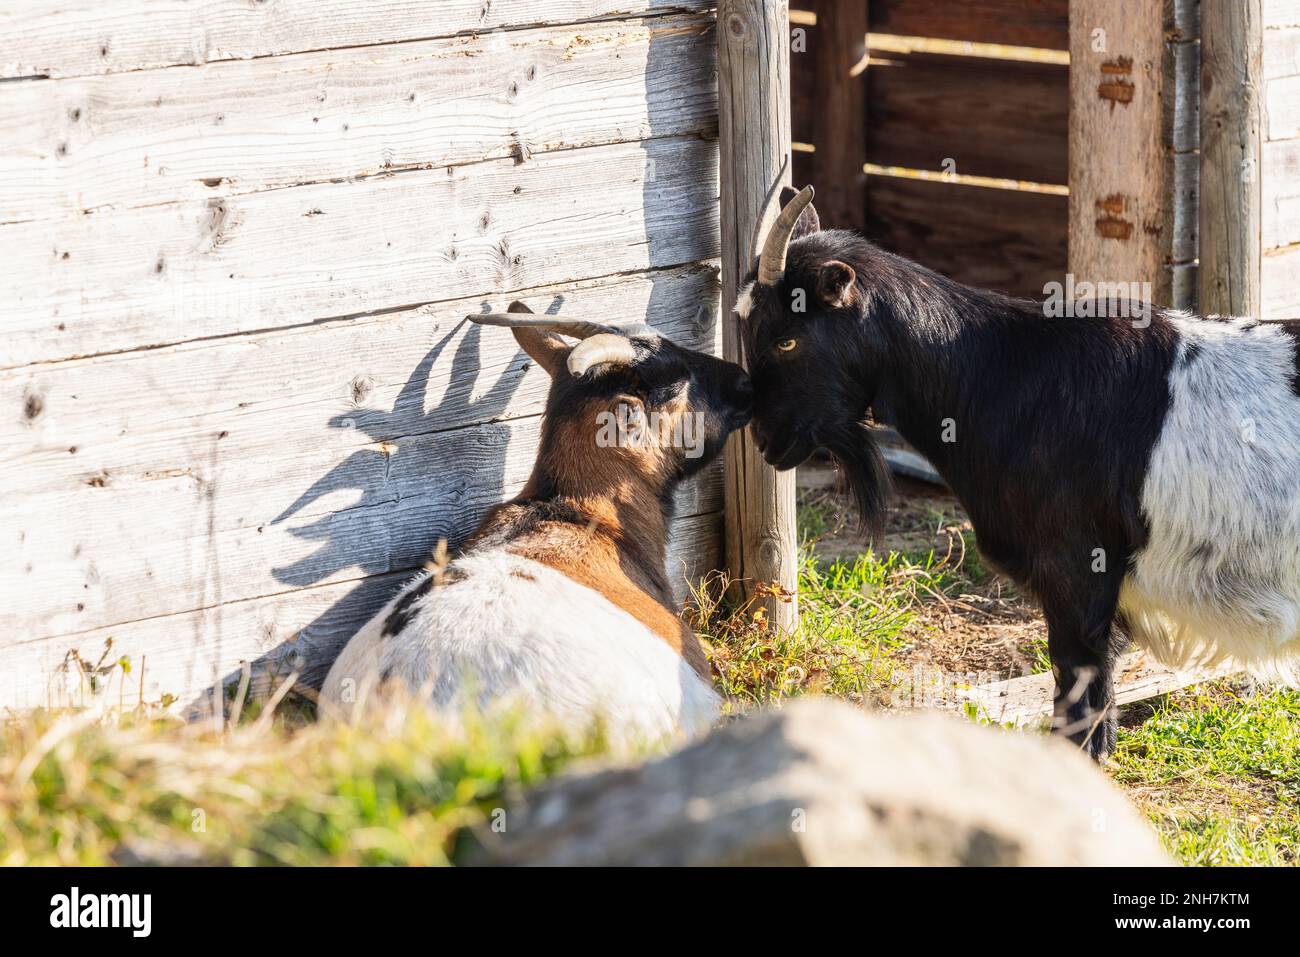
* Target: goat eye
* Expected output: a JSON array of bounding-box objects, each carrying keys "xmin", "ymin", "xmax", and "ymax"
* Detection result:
[{"xmin": 776, "ymin": 338, "xmax": 797, "ymax": 353}]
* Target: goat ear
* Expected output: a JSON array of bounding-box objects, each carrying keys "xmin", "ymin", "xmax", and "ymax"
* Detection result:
[
  {"xmin": 816, "ymin": 260, "xmax": 857, "ymax": 308},
  {"xmin": 504, "ymin": 301, "xmax": 569, "ymax": 378},
  {"xmin": 781, "ymin": 185, "xmax": 821, "ymax": 239}
]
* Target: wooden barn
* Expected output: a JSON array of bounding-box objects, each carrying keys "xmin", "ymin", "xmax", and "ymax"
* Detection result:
[{"xmin": 0, "ymin": 0, "xmax": 1292, "ymax": 712}]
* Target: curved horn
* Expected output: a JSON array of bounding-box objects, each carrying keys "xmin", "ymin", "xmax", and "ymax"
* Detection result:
[
  {"xmin": 467, "ymin": 313, "xmax": 657, "ymax": 341},
  {"xmin": 748, "ymin": 156, "xmax": 791, "ymax": 268},
  {"xmin": 757, "ymin": 184, "xmax": 815, "ymax": 286},
  {"xmin": 567, "ymin": 333, "xmax": 639, "ymax": 377}
]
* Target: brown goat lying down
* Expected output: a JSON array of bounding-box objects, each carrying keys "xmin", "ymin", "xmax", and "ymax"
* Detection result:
[{"xmin": 321, "ymin": 303, "xmax": 753, "ymax": 746}]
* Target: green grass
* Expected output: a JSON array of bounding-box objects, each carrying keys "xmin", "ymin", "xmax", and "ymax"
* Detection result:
[
  {"xmin": 4, "ymin": 493, "xmax": 1296, "ymax": 866},
  {"xmin": 0, "ymin": 699, "xmax": 592, "ymax": 866},
  {"xmin": 698, "ymin": 498, "xmax": 971, "ymax": 707},
  {"xmin": 706, "ymin": 492, "xmax": 1300, "ymax": 866},
  {"xmin": 1110, "ymin": 684, "xmax": 1300, "ymax": 866}
]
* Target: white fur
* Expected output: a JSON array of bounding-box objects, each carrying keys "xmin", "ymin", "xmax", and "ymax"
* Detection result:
[
  {"xmin": 321, "ymin": 548, "xmax": 720, "ymax": 746},
  {"xmin": 1122, "ymin": 316, "xmax": 1300, "ymax": 681},
  {"xmin": 733, "ymin": 280, "xmax": 756, "ymax": 321}
]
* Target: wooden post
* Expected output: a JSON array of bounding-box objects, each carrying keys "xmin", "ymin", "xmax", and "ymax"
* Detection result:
[
  {"xmin": 806, "ymin": 0, "xmax": 868, "ymax": 231},
  {"xmin": 1199, "ymin": 0, "xmax": 1263, "ymax": 318},
  {"xmin": 717, "ymin": 0, "xmax": 799, "ymax": 630},
  {"xmin": 1067, "ymin": 0, "xmax": 1169, "ymax": 300}
]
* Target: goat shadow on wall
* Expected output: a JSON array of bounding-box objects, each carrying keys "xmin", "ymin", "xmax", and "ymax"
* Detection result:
[
  {"xmin": 195, "ymin": 17, "xmax": 719, "ymax": 713},
  {"xmin": 196, "ymin": 317, "xmax": 533, "ymax": 709}
]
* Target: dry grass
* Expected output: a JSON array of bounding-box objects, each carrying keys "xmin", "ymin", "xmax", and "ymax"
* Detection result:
[{"xmin": 0, "ymin": 691, "xmax": 592, "ymax": 866}]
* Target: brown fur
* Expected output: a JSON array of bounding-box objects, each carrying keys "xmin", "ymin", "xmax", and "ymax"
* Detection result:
[{"xmin": 465, "ymin": 395, "xmax": 711, "ymax": 679}]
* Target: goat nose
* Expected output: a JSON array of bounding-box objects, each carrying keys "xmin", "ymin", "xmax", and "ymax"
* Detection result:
[{"xmin": 734, "ymin": 375, "xmax": 754, "ymax": 407}]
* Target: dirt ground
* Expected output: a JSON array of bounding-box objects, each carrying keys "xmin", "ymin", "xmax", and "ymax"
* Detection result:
[{"xmin": 798, "ymin": 465, "xmax": 1049, "ymax": 679}]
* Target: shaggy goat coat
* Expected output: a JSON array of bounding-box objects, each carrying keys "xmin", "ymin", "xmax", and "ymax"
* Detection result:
[
  {"xmin": 1123, "ymin": 313, "xmax": 1300, "ymax": 681},
  {"xmin": 737, "ymin": 183, "xmax": 1300, "ymax": 755},
  {"xmin": 320, "ymin": 549, "xmax": 719, "ymax": 745}
]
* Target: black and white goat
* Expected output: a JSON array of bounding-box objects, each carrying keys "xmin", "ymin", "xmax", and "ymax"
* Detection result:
[
  {"xmin": 321, "ymin": 303, "xmax": 752, "ymax": 746},
  {"xmin": 738, "ymin": 178, "xmax": 1300, "ymax": 758}
]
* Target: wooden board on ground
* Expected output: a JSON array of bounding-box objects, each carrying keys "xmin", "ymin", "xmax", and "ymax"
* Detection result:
[{"xmin": 924, "ymin": 651, "xmax": 1241, "ymax": 727}]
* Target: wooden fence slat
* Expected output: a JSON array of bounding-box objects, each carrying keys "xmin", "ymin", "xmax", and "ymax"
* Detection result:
[
  {"xmin": 1264, "ymin": 18, "xmax": 1300, "ymax": 79},
  {"xmin": 1263, "ymin": 244, "xmax": 1300, "ymax": 318},
  {"xmin": 864, "ymin": 52, "xmax": 1068, "ymax": 185},
  {"xmin": 866, "ymin": 0, "xmax": 1069, "ymax": 50},
  {"xmin": 0, "ymin": 136, "xmax": 720, "ymax": 368},
  {"xmin": 1262, "ymin": 138, "xmax": 1300, "ymax": 250},
  {"xmin": 1200, "ymin": 0, "xmax": 1263, "ymax": 318},
  {"xmin": 1068, "ymin": 0, "xmax": 1171, "ymax": 303},
  {"xmin": 0, "ymin": 15, "xmax": 717, "ymax": 223},
  {"xmin": 864, "ymin": 176, "xmax": 1067, "ymax": 297},
  {"xmin": 0, "ymin": 0, "xmax": 713, "ymax": 79},
  {"xmin": 799, "ymin": 0, "xmax": 868, "ymax": 230},
  {"xmin": 717, "ymin": 0, "xmax": 800, "ymax": 632},
  {"xmin": 2, "ymin": 511, "xmax": 724, "ymax": 711},
  {"xmin": 1265, "ymin": 1, "xmax": 1300, "ymax": 29},
  {"xmin": 1, "ymin": 265, "xmax": 721, "ymax": 641}
]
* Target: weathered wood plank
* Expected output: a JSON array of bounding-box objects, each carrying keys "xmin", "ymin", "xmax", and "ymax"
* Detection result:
[
  {"xmin": 799, "ymin": 0, "xmax": 868, "ymax": 230},
  {"xmin": 862, "ymin": 52, "xmax": 1068, "ymax": 185},
  {"xmin": 1264, "ymin": 139, "xmax": 1300, "ymax": 251},
  {"xmin": 0, "ymin": 136, "xmax": 720, "ymax": 368},
  {"xmin": 924, "ymin": 651, "xmax": 1240, "ymax": 728},
  {"xmin": 1068, "ymin": 1, "xmax": 1171, "ymax": 305},
  {"xmin": 1265, "ymin": 72, "xmax": 1300, "ymax": 140},
  {"xmin": 1263, "ymin": 21, "xmax": 1300, "ymax": 79},
  {"xmin": 2, "ymin": 510, "xmax": 724, "ymax": 711},
  {"xmin": 717, "ymin": 0, "xmax": 800, "ymax": 632},
  {"xmin": 1164, "ymin": 5, "xmax": 1200, "ymax": 309},
  {"xmin": 867, "ymin": 0, "xmax": 1068, "ymax": 50},
  {"xmin": 1201, "ymin": 0, "xmax": 1264, "ymax": 318},
  {"xmin": 1265, "ymin": 1, "xmax": 1300, "ymax": 30},
  {"xmin": 0, "ymin": 15, "xmax": 717, "ymax": 223},
  {"xmin": 0, "ymin": 264, "xmax": 722, "ymax": 641},
  {"xmin": 1165, "ymin": 37, "xmax": 1201, "ymax": 156},
  {"xmin": 864, "ymin": 176, "xmax": 1067, "ymax": 298},
  {"xmin": 1263, "ymin": 242, "xmax": 1300, "ymax": 318},
  {"xmin": 0, "ymin": 0, "xmax": 712, "ymax": 79}
]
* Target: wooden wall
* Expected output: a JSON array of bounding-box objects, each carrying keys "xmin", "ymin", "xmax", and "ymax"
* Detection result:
[
  {"xmin": 0, "ymin": 1, "xmax": 724, "ymax": 710},
  {"xmin": 791, "ymin": 0, "xmax": 1070, "ymax": 299},
  {"xmin": 1263, "ymin": 1, "xmax": 1300, "ymax": 318}
]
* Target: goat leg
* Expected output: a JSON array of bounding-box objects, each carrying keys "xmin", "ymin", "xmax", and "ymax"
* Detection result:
[{"xmin": 1040, "ymin": 571, "xmax": 1125, "ymax": 760}]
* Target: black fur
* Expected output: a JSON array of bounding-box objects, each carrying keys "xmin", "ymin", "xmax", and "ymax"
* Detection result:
[
  {"xmin": 1277, "ymin": 319, "xmax": 1300, "ymax": 396},
  {"xmin": 382, "ymin": 574, "xmax": 436, "ymax": 637},
  {"xmin": 741, "ymin": 220, "xmax": 1184, "ymax": 759}
]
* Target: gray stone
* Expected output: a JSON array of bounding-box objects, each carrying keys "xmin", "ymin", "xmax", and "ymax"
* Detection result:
[{"xmin": 468, "ymin": 697, "xmax": 1171, "ymax": 866}]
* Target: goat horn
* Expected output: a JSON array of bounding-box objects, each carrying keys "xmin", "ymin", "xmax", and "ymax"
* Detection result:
[
  {"xmin": 757, "ymin": 184, "xmax": 815, "ymax": 286},
  {"xmin": 567, "ymin": 333, "xmax": 639, "ymax": 377},
  {"xmin": 467, "ymin": 313, "xmax": 657, "ymax": 340},
  {"xmin": 748, "ymin": 155, "xmax": 791, "ymax": 269}
]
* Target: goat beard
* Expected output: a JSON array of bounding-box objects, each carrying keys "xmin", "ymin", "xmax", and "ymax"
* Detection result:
[{"xmin": 821, "ymin": 421, "xmax": 893, "ymax": 543}]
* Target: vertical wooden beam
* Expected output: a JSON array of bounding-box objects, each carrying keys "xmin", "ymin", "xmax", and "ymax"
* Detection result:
[
  {"xmin": 717, "ymin": 0, "xmax": 798, "ymax": 631},
  {"xmin": 805, "ymin": 0, "xmax": 869, "ymax": 230},
  {"xmin": 1200, "ymin": 0, "xmax": 1263, "ymax": 318},
  {"xmin": 1068, "ymin": 0, "xmax": 1169, "ymax": 299}
]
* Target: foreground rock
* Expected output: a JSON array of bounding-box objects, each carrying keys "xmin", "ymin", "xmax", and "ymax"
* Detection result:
[{"xmin": 469, "ymin": 697, "xmax": 1170, "ymax": 866}]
